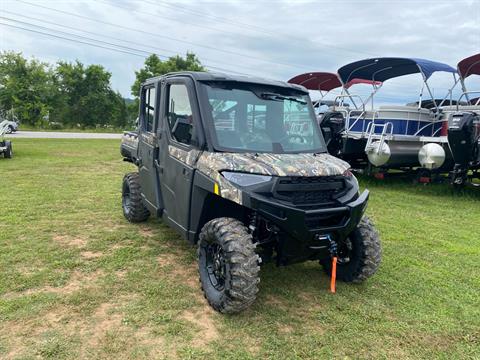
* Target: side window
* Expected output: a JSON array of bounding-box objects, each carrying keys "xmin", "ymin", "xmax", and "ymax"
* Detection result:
[
  {"xmin": 167, "ymin": 84, "xmax": 194, "ymax": 145},
  {"xmin": 143, "ymin": 86, "xmax": 156, "ymax": 132}
]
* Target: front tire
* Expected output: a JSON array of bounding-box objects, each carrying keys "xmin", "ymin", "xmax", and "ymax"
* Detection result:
[
  {"xmin": 321, "ymin": 216, "xmax": 381, "ymax": 283},
  {"xmin": 198, "ymin": 218, "xmax": 260, "ymax": 314},
  {"xmin": 122, "ymin": 172, "xmax": 150, "ymax": 223}
]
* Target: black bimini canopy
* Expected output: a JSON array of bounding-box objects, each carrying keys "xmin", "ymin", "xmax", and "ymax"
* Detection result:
[{"xmin": 337, "ymin": 57, "xmax": 457, "ymax": 84}]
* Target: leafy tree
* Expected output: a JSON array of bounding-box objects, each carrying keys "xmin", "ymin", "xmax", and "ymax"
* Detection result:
[
  {"xmin": 0, "ymin": 51, "xmax": 206, "ymax": 129},
  {"xmin": 131, "ymin": 53, "xmax": 205, "ymax": 98},
  {"xmin": 0, "ymin": 51, "xmax": 56, "ymax": 126},
  {"xmin": 52, "ymin": 61, "xmax": 128, "ymax": 128}
]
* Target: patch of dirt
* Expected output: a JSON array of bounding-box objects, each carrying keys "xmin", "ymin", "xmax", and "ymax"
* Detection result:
[
  {"xmin": 131, "ymin": 326, "xmax": 167, "ymax": 357},
  {"xmin": 157, "ymin": 254, "xmax": 199, "ymax": 290},
  {"xmin": 53, "ymin": 234, "xmax": 87, "ymax": 248},
  {"xmin": 16, "ymin": 264, "xmax": 43, "ymax": 276},
  {"xmin": 81, "ymin": 251, "xmax": 103, "ymax": 259},
  {"xmin": 295, "ymin": 292, "xmax": 324, "ymax": 311},
  {"xmin": 263, "ymin": 295, "xmax": 289, "ymax": 309},
  {"xmin": 139, "ymin": 227, "xmax": 155, "ymax": 238},
  {"xmin": 1, "ymin": 293, "xmax": 161, "ymax": 359},
  {"xmin": 2, "ymin": 270, "xmax": 104, "ymax": 299},
  {"xmin": 115, "ymin": 270, "xmax": 128, "ymax": 279},
  {"xmin": 87, "ymin": 303, "xmax": 124, "ymax": 347},
  {"xmin": 180, "ymin": 308, "xmax": 219, "ymax": 347},
  {"xmin": 245, "ymin": 338, "xmax": 262, "ymax": 357},
  {"xmin": 105, "ymin": 224, "xmax": 129, "ymax": 232},
  {"xmin": 110, "ymin": 243, "xmax": 126, "ymax": 250},
  {"xmin": 278, "ymin": 324, "xmax": 294, "ymax": 334}
]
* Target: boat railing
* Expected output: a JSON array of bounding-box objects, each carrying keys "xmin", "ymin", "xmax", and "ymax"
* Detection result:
[
  {"xmin": 332, "ymin": 94, "xmax": 366, "ymax": 111},
  {"xmin": 413, "ymin": 118, "xmax": 446, "ymax": 137},
  {"xmin": 332, "ymin": 94, "xmax": 367, "ymax": 136},
  {"xmin": 456, "ymin": 91, "xmax": 480, "ymax": 109},
  {"xmin": 365, "ymin": 121, "xmax": 393, "ymax": 153}
]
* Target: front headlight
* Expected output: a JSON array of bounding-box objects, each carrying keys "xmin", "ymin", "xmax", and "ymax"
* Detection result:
[
  {"xmin": 343, "ymin": 169, "xmax": 359, "ymax": 192},
  {"xmin": 222, "ymin": 171, "xmax": 272, "ymax": 187}
]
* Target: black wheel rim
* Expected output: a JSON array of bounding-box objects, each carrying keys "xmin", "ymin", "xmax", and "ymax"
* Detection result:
[
  {"xmin": 337, "ymin": 237, "xmax": 353, "ymax": 265},
  {"xmin": 204, "ymin": 243, "xmax": 226, "ymax": 291},
  {"xmin": 122, "ymin": 183, "xmax": 132, "ymax": 215}
]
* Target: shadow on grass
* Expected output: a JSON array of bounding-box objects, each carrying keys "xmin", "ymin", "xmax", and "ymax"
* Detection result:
[{"xmin": 358, "ymin": 173, "xmax": 480, "ymax": 201}]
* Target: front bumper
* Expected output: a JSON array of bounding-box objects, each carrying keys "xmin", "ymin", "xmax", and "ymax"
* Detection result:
[{"xmin": 245, "ymin": 190, "xmax": 369, "ymax": 264}]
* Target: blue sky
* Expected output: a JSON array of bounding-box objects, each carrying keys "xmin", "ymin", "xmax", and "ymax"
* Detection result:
[{"xmin": 1, "ymin": 0, "xmax": 479, "ymax": 104}]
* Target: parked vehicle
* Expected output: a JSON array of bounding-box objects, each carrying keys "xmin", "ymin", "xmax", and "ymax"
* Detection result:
[
  {"xmin": 0, "ymin": 120, "xmax": 13, "ymax": 158},
  {"xmin": 120, "ymin": 72, "xmax": 381, "ymax": 313},
  {"xmin": 0, "ymin": 110, "xmax": 20, "ymax": 133},
  {"xmin": 441, "ymin": 53, "xmax": 480, "ymax": 186},
  {"xmin": 317, "ymin": 58, "xmax": 458, "ymax": 172},
  {"xmin": 3, "ymin": 120, "xmax": 18, "ymax": 133}
]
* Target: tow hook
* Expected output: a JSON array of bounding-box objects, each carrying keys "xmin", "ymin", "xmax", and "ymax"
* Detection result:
[{"xmin": 328, "ymin": 236, "xmax": 338, "ymax": 294}]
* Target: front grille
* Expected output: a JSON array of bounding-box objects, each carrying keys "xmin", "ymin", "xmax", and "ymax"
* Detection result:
[
  {"xmin": 305, "ymin": 211, "xmax": 347, "ymax": 229},
  {"xmin": 278, "ymin": 189, "xmax": 337, "ymax": 205},
  {"xmin": 273, "ymin": 176, "xmax": 347, "ymax": 207}
]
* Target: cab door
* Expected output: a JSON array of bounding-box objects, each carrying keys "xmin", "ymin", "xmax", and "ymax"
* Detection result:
[
  {"xmin": 158, "ymin": 78, "xmax": 199, "ymax": 236},
  {"xmin": 138, "ymin": 83, "xmax": 160, "ymax": 212}
]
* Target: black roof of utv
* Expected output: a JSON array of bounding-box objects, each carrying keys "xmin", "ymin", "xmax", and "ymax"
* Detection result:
[{"xmin": 144, "ymin": 71, "xmax": 308, "ymax": 93}]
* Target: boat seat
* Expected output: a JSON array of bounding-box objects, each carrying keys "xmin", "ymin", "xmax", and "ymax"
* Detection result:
[{"xmin": 378, "ymin": 105, "xmax": 432, "ymax": 115}]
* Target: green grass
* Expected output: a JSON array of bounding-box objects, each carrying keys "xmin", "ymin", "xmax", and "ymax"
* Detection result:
[
  {"xmin": 17, "ymin": 125, "xmax": 125, "ymax": 133},
  {"xmin": 0, "ymin": 139, "xmax": 479, "ymax": 359}
]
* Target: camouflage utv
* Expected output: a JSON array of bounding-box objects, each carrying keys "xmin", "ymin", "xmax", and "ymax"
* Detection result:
[{"xmin": 121, "ymin": 72, "xmax": 381, "ymax": 314}]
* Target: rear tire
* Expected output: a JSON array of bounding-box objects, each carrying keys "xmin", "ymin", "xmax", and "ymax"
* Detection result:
[
  {"xmin": 4, "ymin": 141, "xmax": 12, "ymax": 159},
  {"xmin": 198, "ymin": 218, "xmax": 260, "ymax": 314},
  {"xmin": 321, "ymin": 216, "xmax": 381, "ymax": 283},
  {"xmin": 122, "ymin": 172, "xmax": 150, "ymax": 222},
  {"xmin": 5, "ymin": 126, "xmax": 13, "ymax": 134}
]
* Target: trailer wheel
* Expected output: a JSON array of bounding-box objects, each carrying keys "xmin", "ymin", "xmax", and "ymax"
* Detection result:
[
  {"xmin": 198, "ymin": 218, "xmax": 260, "ymax": 314},
  {"xmin": 122, "ymin": 172, "xmax": 150, "ymax": 222},
  {"xmin": 321, "ymin": 216, "xmax": 381, "ymax": 283},
  {"xmin": 4, "ymin": 141, "xmax": 12, "ymax": 159}
]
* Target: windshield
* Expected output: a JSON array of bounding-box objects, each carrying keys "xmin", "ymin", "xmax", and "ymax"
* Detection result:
[{"xmin": 203, "ymin": 82, "xmax": 326, "ymax": 153}]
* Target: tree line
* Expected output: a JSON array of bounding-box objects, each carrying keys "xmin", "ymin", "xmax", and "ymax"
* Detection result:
[{"xmin": 0, "ymin": 51, "xmax": 205, "ymax": 129}]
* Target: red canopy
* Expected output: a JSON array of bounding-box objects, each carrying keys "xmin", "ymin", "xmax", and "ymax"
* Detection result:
[
  {"xmin": 344, "ymin": 78, "xmax": 382, "ymax": 88},
  {"xmin": 288, "ymin": 72, "xmax": 342, "ymax": 91},
  {"xmin": 457, "ymin": 53, "xmax": 480, "ymax": 78},
  {"xmin": 288, "ymin": 72, "xmax": 381, "ymax": 91}
]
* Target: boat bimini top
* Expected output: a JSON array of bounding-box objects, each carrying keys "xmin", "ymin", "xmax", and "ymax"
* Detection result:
[
  {"xmin": 288, "ymin": 72, "xmax": 381, "ymax": 108},
  {"xmin": 334, "ymin": 58, "xmax": 459, "ymax": 138},
  {"xmin": 456, "ymin": 53, "xmax": 480, "ymax": 107},
  {"xmin": 337, "ymin": 57, "xmax": 458, "ymax": 111},
  {"xmin": 338, "ymin": 57, "xmax": 456, "ymax": 82}
]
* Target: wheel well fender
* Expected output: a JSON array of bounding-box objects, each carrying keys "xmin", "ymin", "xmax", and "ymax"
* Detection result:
[{"xmin": 189, "ymin": 172, "xmax": 247, "ymax": 244}]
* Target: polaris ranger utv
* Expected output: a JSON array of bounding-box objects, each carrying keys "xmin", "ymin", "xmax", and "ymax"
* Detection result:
[{"xmin": 121, "ymin": 72, "xmax": 381, "ymax": 314}]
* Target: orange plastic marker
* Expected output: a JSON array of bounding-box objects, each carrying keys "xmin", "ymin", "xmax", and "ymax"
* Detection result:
[{"xmin": 330, "ymin": 256, "xmax": 337, "ymax": 293}]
